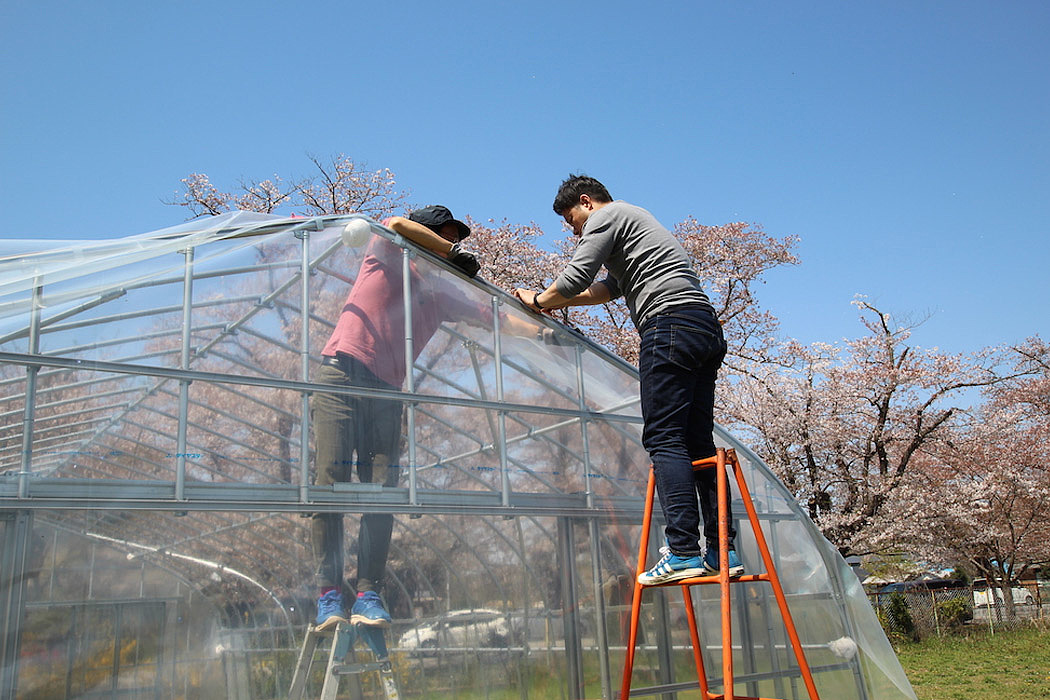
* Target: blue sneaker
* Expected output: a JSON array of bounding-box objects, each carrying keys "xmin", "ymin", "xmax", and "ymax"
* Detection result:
[
  {"xmin": 637, "ymin": 547, "xmax": 705, "ymax": 585},
  {"xmin": 350, "ymin": 591, "xmax": 392, "ymax": 628},
  {"xmin": 703, "ymin": 548, "xmax": 745, "ymax": 577},
  {"xmin": 315, "ymin": 590, "xmax": 347, "ymax": 630}
]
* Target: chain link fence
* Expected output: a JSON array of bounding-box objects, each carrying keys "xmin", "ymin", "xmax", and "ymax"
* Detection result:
[{"xmin": 869, "ymin": 583, "xmax": 1047, "ymax": 641}]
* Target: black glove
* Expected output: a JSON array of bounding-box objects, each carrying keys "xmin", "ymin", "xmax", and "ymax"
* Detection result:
[
  {"xmin": 537, "ymin": 328, "xmax": 572, "ymax": 346},
  {"xmin": 447, "ymin": 243, "xmax": 480, "ymax": 278}
]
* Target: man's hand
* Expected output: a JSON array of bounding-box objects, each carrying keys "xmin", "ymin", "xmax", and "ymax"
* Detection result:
[
  {"xmin": 514, "ymin": 288, "xmax": 543, "ymax": 312},
  {"xmin": 447, "ymin": 243, "xmax": 481, "ymax": 278}
]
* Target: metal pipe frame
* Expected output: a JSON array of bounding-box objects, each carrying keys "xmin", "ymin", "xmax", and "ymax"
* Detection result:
[
  {"xmin": 15, "ymin": 282, "xmax": 43, "ymax": 498},
  {"xmin": 557, "ymin": 516, "xmax": 585, "ymax": 700},
  {"xmin": 297, "ymin": 227, "xmax": 312, "ymax": 503},
  {"xmin": 0, "ymin": 349, "xmax": 642, "ymax": 503},
  {"xmin": 0, "ymin": 510, "xmax": 33, "ymax": 700},
  {"xmin": 0, "ymin": 354, "xmax": 639, "ymax": 425},
  {"xmin": 176, "ymin": 247, "xmax": 194, "ymax": 501},
  {"xmin": 403, "ymin": 245, "xmax": 419, "ymax": 506},
  {"xmin": 0, "ymin": 213, "xmax": 877, "ymax": 700}
]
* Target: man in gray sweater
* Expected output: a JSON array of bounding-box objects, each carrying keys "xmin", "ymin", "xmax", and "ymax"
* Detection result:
[{"xmin": 514, "ymin": 174, "xmax": 743, "ymax": 584}]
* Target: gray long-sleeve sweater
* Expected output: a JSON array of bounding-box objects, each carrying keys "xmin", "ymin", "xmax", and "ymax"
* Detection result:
[{"xmin": 553, "ymin": 201, "xmax": 713, "ymax": 329}]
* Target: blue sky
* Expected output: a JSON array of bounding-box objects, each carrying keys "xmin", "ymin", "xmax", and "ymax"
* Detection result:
[{"xmin": 2, "ymin": 1, "xmax": 1047, "ymax": 357}]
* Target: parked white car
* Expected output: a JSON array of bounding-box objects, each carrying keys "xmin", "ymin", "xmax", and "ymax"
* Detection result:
[
  {"xmin": 972, "ymin": 578, "xmax": 1034, "ymax": 607},
  {"xmin": 398, "ymin": 608, "xmax": 511, "ymax": 651}
]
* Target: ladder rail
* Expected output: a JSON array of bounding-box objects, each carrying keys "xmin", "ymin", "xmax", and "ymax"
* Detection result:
[
  {"xmin": 620, "ymin": 465, "xmax": 657, "ymax": 700},
  {"xmin": 716, "ymin": 450, "xmax": 734, "ymax": 699},
  {"xmin": 288, "ymin": 628, "xmax": 320, "ymax": 700},
  {"xmin": 318, "ymin": 627, "xmax": 343, "ymax": 700},
  {"xmin": 681, "ymin": 585, "xmax": 711, "ymax": 699},
  {"xmin": 728, "ymin": 449, "xmax": 821, "ymax": 700}
]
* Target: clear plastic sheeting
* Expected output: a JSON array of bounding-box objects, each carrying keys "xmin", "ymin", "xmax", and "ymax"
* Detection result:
[{"xmin": 0, "ymin": 212, "xmax": 916, "ymax": 699}]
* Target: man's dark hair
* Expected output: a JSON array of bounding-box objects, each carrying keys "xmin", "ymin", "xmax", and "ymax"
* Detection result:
[{"xmin": 552, "ymin": 174, "xmax": 613, "ymax": 214}]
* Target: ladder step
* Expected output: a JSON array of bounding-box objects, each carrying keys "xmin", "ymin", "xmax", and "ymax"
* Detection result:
[
  {"xmin": 623, "ymin": 687, "xmax": 790, "ymax": 700},
  {"xmin": 332, "ymin": 661, "xmax": 392, "ymax": 675},
  {"xmin": 640, "ymin": 572, "xmax": 770, "ymax": 589},
  {"xmin": 311, "ymin": 626, "xmax": 337, "ymax": 636}
]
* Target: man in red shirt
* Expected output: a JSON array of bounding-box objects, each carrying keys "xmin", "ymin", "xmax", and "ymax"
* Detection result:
[{"xmin": 312, "ymin": 205, "xmax": 485, "ymax": 630}]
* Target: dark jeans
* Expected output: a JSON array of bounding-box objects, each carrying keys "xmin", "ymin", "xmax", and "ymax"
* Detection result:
[
  {"xmin": 638, "ymin": 306, "xmax": 735, "ymax": 557},
  {"xmin": 311, "ymin": 357, "xmax": 403, "ymax": 592}
]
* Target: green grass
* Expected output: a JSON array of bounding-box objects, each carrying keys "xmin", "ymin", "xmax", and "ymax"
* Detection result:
[{"xmin": 897, "ymin": 625, "xmax": 1050, "ymax": 699}]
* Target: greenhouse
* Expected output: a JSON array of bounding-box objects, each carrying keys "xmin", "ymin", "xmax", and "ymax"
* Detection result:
[{"xmin": 0, "ymin": 212, "xmax": 917, "ymax": 699}]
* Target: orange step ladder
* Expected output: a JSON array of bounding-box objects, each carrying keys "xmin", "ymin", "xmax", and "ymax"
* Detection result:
[{"xmin": 620, "ymin": 448, "xmax": 821, "ymax": 700}]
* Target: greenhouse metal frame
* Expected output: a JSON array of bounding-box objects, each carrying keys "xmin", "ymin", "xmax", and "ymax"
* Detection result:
[{"xmin": 0, "ymin": 212, "xmax": 916, "ymax": 699}]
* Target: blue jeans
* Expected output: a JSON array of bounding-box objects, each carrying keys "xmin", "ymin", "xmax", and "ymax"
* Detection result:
[{"xmin": 638, "ymin": 306, "xmax": 734, "ymax": 557}]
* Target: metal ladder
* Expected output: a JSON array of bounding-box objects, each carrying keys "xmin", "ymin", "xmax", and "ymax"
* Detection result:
[
  {"xmin": 620, "ymin": 448, "xmax": 821, "ymax": 700},
  {"xmin": 288, "ymin": 621, "xmax": 401, "ymax": 700}
]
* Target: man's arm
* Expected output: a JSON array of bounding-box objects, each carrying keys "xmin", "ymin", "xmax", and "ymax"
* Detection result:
[
  {"xmin": 513, "ymin": 280, "xmax": 613, "ymax": 313},
  {"xmin": 386, "ymin": 216, "xmax": 480, "ymax": 277},
  {"xmin": 385, "ymin": 216, "xmax": 454, "ymax": 256}
]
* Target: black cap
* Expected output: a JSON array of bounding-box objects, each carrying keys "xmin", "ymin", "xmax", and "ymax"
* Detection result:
[{"xmin": 408, "ymin": 205, "xmax": 471, "ymax": 241}]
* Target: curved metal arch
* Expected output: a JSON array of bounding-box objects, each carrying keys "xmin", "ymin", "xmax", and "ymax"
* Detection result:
[
  {"xmin": 24, "ymin": 235, "xmax": 342, "ymax": 481},
  {"xmin": 40, "ymin": 516, "xmax": 231, "ymax": 620},
  {"xmin": 83, "ymin": 508, "xmax": 307, "ymax": 613},
  {"xmin": 157, "ymin": 385, "xmax": 299, "ymax": 450},
  {"xmin": 82, "ymin": 526, "xmax": 295, "ymax": 633},
  {"xmin": 140, "ymin": 398, "xmax": 293, "ymax": 483},
  {"xmin": 131, "ymin": 511, "xmax": 308, "ymax": 585}
]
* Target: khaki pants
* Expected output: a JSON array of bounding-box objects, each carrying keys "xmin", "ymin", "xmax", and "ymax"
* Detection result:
[{"xmin": 311, "ymin": 358, "xmax": 402, "ymax": 592}]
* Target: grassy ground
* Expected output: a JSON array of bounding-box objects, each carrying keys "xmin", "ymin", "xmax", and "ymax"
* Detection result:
[{"xmin": 896, "ymin": 625, "xmax": 1050, "ymax": 699}]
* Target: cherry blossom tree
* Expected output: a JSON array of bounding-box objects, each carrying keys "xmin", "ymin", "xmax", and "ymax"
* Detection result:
[
  {"xmin": 163, "ymin": 158, "xmax": 808, "ymax": 618},
  {"xmin": 676, "ymin": 219, "xmax": 799, "ymax": 367},
  {"xmin": 168, "ymin": 153, "xmax": 405, "ymax": 218},
  {"xmin": 170, "ymin": 156, "xmax": 801, "ymax": 369},
  {"xmin": 923, "ymin": 414, "xmax": 1049, "ymax": 616},
  {"xmin": 462, "ymin": 216, "xmax": 561, "ymax": 294},
  {"xmin": 721, "ymin": 300, "xmax": 1005, "ymax": 557},
  {"xmin": 909, "ymin": 337, "xmax": 1050, "ymax": 615},
  {"xmin": 161, "ymin": 155, "xmax": 1050, "ymax": 618},
  {"xmin": 993, "ymin": 336, "xmax": 1050, "ymax": 420}
]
